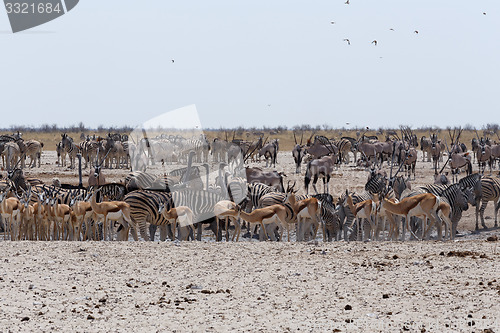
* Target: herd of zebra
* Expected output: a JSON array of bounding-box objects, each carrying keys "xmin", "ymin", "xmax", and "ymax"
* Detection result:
[{"xmin": 0, "ymin": 127, "xmax": 499, "ymax": 243}]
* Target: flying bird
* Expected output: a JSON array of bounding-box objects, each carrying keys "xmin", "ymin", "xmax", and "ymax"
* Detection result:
[
  {"xmin": 171, "ymin": 59, "xmax": 175, "ymax": 63},
  {"xmin": 389, "ymin": 28, "xmax": 394, "ymax": 31},
  {"xmin": 343, "ymin": 38, "xmax": 350, "ymax": 45},
  {"xmin": 483, "ymin": 12, "xmax": 486, "ymax": 15},
  {"xmin": 345, "ymin": 0, "xmax": 349, "ymax": 4},
  {"xmin": 372, "ymin": 40, "xmax": 377, "ymax": 46},
  {"xmin": 331, "ymin": 21, "xmax": 335, "ymax": 24},
  {"xmin": 414, "ymin": 30, "xmax": 419, "ymax": 34}
]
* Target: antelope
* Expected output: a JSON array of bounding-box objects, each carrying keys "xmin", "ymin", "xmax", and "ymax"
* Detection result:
[
  {"xmin": 378, "ymin": 192, "xmax": 442, "ymax": 241},
  {"xmin": 90, "ymin": 188, "xmax": 134, "ymax": 241},
  {"xmin": 214, "ymin": 200, "xmax": 241, "ymax": 242},
  {"xmin": 19, "ymin": 191, "xmax": 35, "ymax": 240},
  {"xmin": 158, "ymin": 203, "xmax": 195, "ymax": 241},
  {"xmin": 224, "ymin": 204, "xmax": 289, "ymax": 241},
  {"xmin": 296, "ymin": 197, "xmax": 323, "ymax": 242},
  {"xmin": 304, "ymin": 154, "xmax": 337, "ymax": 194},
  {"xmin": 374, "ymin": 196, "xmax": 399, "ymax": 241},
  {"xmin": 50, "ymin": 195, "xmax": 72, "ymax": 240},
  {"xmin": 403, "ymin": 147, "xmax": 418, "ymax": 179},
  {"xmin": 346, "ymin": 191, "xmax": 377, "ymax": 241},
  {"xmin": 32, "ymin": 191, "xmax": 47, "ymax": 240},
  {"xmin": 0, "ymin": 188, "xmax": 21, "ymax": 240},
  {"xmin": 449, "ymin": 152, "xmax": 472, "ymax": 182},
  {"xmin": 423, "ymin": 200, "xmax": 453, "ymax": 241},
  {"xmin": 70, "ymin": 193, "xmax": 94, "ymax": 240}
]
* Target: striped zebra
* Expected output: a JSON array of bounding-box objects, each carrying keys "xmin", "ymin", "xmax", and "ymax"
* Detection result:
[
  {"xmin": 246, "ymin": 183, "xmax": 280, "ymax": 211},
  {"xmin": 474, "ymin": 175, "xmax": 500, "ymax": 230},
  {"xmin": 313, "ymin": 193, "xmax": 341, "ymax": 241},
  {"xmin": 24, "ymin": 140, "xmax": 43, "ymax": 168},
  {"xmin": 364, "ymin": 172, "xmax": 387, "ymax": 194},
  {"xmin": 56, "ymin": 141, "xmax": 67, "ymax": 167},
  {"xmin": 258, "ymin": 191, "xmax": 307, "ymax": 241},
  {"xmin": 170, "ymin": 189, "xmax": 226, "ymax": 241},
  {"xmin": 124, "ymin": 190, "xmax": 173, "ymax": 241},
  {"xmin": 126, "ymin": 189, "xmax": 225, "ymax": 241},
  {"xmin": 61, "ymin": 134, "xmax": 80, "ymax": 169},
  {"xmin": 124, "ymin": 171, "xmax": 156, "ymax": 192},
  {"xmin": 415, "ymin": 183, "xmax": 472, "ymax": 239},
  {"xmin": 185, "ymin": 136, "xmax": 210, "ymax": 163},
  {"xmin": 7, "ymin": 169, "xmax": 43, "ymax": 194},
  {"xmin": 338, "ymin": 189, "xmax": 397, "ymax": 241},
  {"xmin": 335, "ymin": 138, "xmax": 352, "ymax": 164}
]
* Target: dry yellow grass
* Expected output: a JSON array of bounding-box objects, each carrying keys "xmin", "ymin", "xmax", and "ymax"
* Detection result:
[{"xmin": 0, "ymin": 129, "xmax": 491, "ymax": 152}]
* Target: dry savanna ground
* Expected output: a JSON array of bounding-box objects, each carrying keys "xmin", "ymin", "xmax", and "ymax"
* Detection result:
[{"xmin": 0, "ymin": 132, "xmax": 499, "ymax": 332}]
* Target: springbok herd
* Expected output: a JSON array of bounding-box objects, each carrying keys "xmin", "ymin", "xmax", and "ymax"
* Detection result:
[{"xmin": 0, "ymin": 127, "xmax": 499, "ymax": 243}]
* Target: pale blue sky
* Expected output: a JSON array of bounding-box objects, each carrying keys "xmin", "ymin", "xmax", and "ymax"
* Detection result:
[{"xmin": 1, "ymin": 1, "xmax": 498, "ymax": 129}]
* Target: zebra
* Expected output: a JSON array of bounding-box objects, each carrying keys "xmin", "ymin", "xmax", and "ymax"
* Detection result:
[
  {"xmin": 56, "ymin": 141, "xmax": 67, "ymax": 167},
  {"xmin": 313, "ymin": 193, "xmax": 341, "ymax": 241},
  {"xmin": 258, "ymin": 191, "xmax": 307, "ymax": 241},
  {"xmin": 170, "ymin": 189, "xmax": 226, "ymax": 241},
  {"xmin": 6, "ymin": 168, "xmax": 43, "ymax": 194},
  {"xmin": 335, "ymin": 138, "xmax": 352, "ymax": 164},
  {"xmin": 23, "ymin": 140, "xmax": 43, "ymax": 168},
  {"xmin": 338, "ymin": 188, "xmax": 397, "ymax": 241},
  {"xmin": 185, "ymin": 136, "xmax": 210, "ymax": 163},
  {"xmin": 61, "ymin": 133, "xmax": 80, "ymax": 169},
  {"xmin": 473, "ymin": 175, "xmax": 500, "ymax": 230},
  {"xmin": 415, "ymin": 183, "xmax": 472, "ymax": 239},
  {"xmin": 364, "ymin": 171, "xmax": 387, "ymax": 195},
  {"xmin": 124, "ymin": 171, "xmax": 156, "ymax": 192},
  {"xmin": 124, "ymin": 190, "xmax": 173, "ymax": 241}
]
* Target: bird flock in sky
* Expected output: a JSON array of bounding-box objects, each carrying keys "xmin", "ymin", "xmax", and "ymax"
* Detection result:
[{"xmin": 337, "ymin": 1, "xmax": 487, "ymax": 46}]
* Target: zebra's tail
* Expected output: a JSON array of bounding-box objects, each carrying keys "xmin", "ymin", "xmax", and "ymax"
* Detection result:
[
  {"xmin": 467, "ymin": 160, "xmax": 472, "ymax": 175},
  {"xmin": 304, "ymin": 161, "xmax": 312, "ymax": 191}
]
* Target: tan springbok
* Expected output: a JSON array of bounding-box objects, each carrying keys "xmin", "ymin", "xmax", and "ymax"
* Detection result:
[
  {"xmin": 224, "ymin": 204, "xmax": 288, "ymax": 241},
  {"xmin": 379, "ymin": 192, "xmax": 442, "ymax": 241},
  {"xmin": 158, "ymin": 203, "xmax": 195, "ymax": 241},
  {"xmin": 19, "ymin": 192, "xmax": 35, "ymax": 240},
  {"xmin": 374, "ymin": 197, "xmax": 399, "ymax": 241},
  {"xmin": 70, "ymin": 194, "xmax": 94, "ymax": 240},
  {"xmin": 346, "ymin": 191, "xmax": 377, "ymax": 241},
  {"xmin": 422, "ymin": 200, "xmax": 453, "ymax": 241},
  {"xmin": 90, "ymin": 189, "xmax": 134, "ymax": 241},
  {"xmin": 0, "ymin": 188, "xmax": 21, "ymax": 240},
  {"xmin": 32, "ymin": 191, "xmax": 47, "ymax": 240},
  {"xmin": 296, "ymin": 197, "xmax": 323, "ymax": 242},
  {"xmin": 214, "ymin": 200, "xmax": 241, "ymax": 242},
  {"xmin": 51, "ymin": 196, "xmax": 72, "ymax": 240}
]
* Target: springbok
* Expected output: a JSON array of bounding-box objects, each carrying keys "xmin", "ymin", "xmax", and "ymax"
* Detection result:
[
  {"xmin": 378, "ymin": 192, "xmax": 442, "ymax": 241},
  {"xmin": 346, "ymin": 191, "xmax": 377, "ymax": 241},
  {"xmin": 70, "ymin": 193, "xmax": 94, "ymax": 240},
  {"xmin": 224, "ymin": 203, "xmax": 289, "ymax": 241},
  {"xmin": 214, "ymin": 200, "xmax": 241, "ymax": 242},
  {"xmin": 158, "ymin": 203, "xmax": 195, "ymax": 241},
  {"xmin": 90, "ymin": 188, "xmax": 134, "ymax": 241},
  {"xmin": 0, "ymin": 188, "xmax": 21, "ymax": 240},
  {"xmin": 295, "ymin": 197, "xmax": 322, "ymax": 242}
]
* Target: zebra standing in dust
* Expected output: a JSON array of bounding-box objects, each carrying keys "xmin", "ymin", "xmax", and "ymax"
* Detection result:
[
  {"xmin": 414, "ymin": 183, "xmax": 472, "ymax": 239},
  {"xmin": 24, "ymin": 140, "xmax": 44, "ymax": 168},
  {"xmin": 170, "ymin": 189, "xmax": 226, "ymax": 241},
  {"xmin": 124, "ymin": 190, "xmax": 173, "ymax": 241},
  {"xmin": 313, "ymin": 193, "xmax": 341, "ymax": 241},
  {"xmin": 61, "ymin": 134, "xmax": 80, "ymax": 169},
  {"xmin": 56, "ymin": 141, "xmax": 66, "ymax": 167},
  {"xmin": 469, "ymin": 175, "xmax": 500, "ymax": 230}
]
